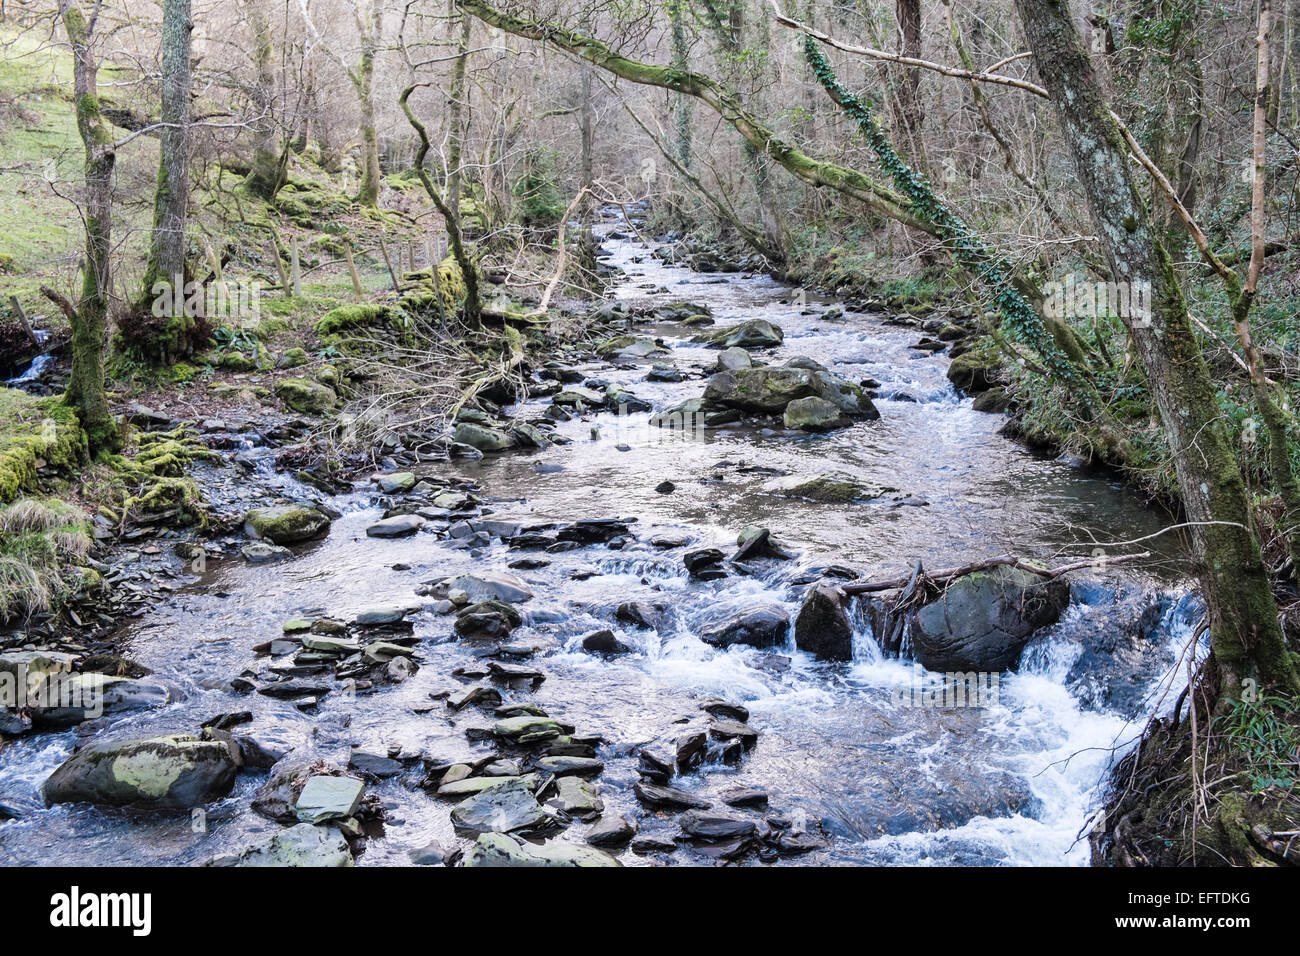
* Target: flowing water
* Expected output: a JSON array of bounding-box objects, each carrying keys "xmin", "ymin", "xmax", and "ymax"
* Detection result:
[{"xmin": 0, "ymin": 216, "xmax": 1203, "ymax": 866}]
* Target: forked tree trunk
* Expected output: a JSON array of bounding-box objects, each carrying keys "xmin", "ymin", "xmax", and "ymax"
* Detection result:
[{"xmin": 1013, "ymin": 0, "xmax": 1299, "ymax": 699}]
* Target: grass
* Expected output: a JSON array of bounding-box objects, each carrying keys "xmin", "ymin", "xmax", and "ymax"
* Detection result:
[
  {"xmin": 0, "ymin": 24, "xmax": 156, "ymax": 316},
  {"xmin": 0, "ymin": 495, "xmax": 92, "ymax": 622}
]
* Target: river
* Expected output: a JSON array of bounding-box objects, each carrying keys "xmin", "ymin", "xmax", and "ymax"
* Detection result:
[{"xmin": 0, "ymin": 213, "xmax": 1202, "ymax": 866}]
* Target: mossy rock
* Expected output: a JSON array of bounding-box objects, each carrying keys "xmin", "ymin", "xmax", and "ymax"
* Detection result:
[
  {"xmin": 42, "ymin": 733, "xmax": 239, "ymax": 809},
  {"xmin": 314, "ymin": 304, "xmax": 394, "ymax": 338},
  {"xmin": 0, "ymin": 390, "xmax": 88, "ymax": 505},
  {"xmin": 946, "ymin": 338, "xmax": 1002, "ymax": 394},
  {"xmin": 274, "ymin": 378, "xmax": 338, "ymax": 415},
  {"xmin": 244, "ymin": 504, "xmax": 331, "ymax": 544},
  {"xmin": 218, "ymin": 350, "xmax": 259, "ymax": 372},
  {"xmin": 277, "ymin": 347, "xmax": 309, "ymax": 369}
]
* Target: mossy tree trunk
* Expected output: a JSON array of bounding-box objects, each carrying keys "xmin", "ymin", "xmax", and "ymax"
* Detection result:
[
  {"xmin": 446, "ymin": 9, "xmax": 470, "ymax": 218},
  {"xmin": 241, "ymin": 0, "xmax": 286, "ymax": 201},
  {"xmin": 350, "ymin": 0, "xmax": 383, "ymax": 209},
  {"xmin": 138, "ymin": 0, "xmax": 196, "ymax": 361},
  {"xmin": 1014, "ymin": 0, "xmax": 1299, "ymax": 700},
  {"xmin": 51, "ymin": 0, "xmax": 118, "ymax": 452}
]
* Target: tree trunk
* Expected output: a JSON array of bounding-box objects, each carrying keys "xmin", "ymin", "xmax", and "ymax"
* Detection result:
[
  {"xmin": 242, "ymin": 0, "xmax": 285, "ymax": 200},
  {"xmin": 1013, "ymin": 0, "xmax": 1299, "ymax": 699},
  {"xmin": 892, "ymin": 0, "xmax": 928, "ymax": 173},
  {"xmin": 352, "ymin": 1, "xmax": 383, "ymax": 208},
  {"xmin": 446, "ymin": 10, "xmax": 470, "ymax": 218},
  {"xmin": 55, "ymin": 1, "xmax": 118, "ymax": 451},
  {"xmin": 139, "ymin": 0, "xmax": 196, "ymax": 361}
]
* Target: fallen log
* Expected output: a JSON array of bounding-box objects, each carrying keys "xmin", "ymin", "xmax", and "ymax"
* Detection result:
[{"xmin": 841, "ymin": 551, "xmax": 1152, "ymax": 596}]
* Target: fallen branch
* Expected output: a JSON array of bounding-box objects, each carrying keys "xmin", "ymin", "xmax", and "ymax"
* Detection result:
[{"xmin": 841, "ymin": 551, "xmax": 1152, "ymax": 595}]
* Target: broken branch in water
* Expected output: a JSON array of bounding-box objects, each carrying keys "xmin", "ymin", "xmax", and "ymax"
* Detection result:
[{"xmin": 841, "ymin": 551, "xmax": 1152, "ymax": 595}]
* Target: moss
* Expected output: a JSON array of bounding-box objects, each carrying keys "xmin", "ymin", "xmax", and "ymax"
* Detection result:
[
  {"xmin": 314, "ymin": 304, "xmax": 394, "ymax": 338},
  {"xmin": 0, "ymin": 390, "xmax": 89, "ymax": 504}
]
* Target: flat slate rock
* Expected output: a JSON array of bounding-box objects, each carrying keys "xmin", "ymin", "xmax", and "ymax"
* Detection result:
[
  {"xmin": 633, "ymin": 782, "xmax": 710, "ymax": 811},
  {"xmin": 450, "ymin": 778, "xmax": 546, "ymax": 833}
]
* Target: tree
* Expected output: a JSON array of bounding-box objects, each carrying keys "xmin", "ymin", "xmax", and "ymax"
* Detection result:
[
  {"xmin": 1011, "ymin": 0, "xmax": 1299, "ymax": 701},
  {"xmin": 241, "ymin": 0, "xmax": 287, "ymax": 200},
  {"xmin": 136, "ymin": 0, "xmax": 199, "ymax": 361},
  {"xmin": 44, "ymin": 0, "xmax": 119, "ymax": 452}
]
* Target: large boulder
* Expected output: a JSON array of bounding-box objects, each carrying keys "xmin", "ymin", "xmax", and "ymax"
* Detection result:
[
  {"xmin": 908, "ymin": 566, "xmax": 1070, "ymax": 672},
  {"xmin": 704, "ymin": 318, "xmax": 784, "ymax": 349},
  {"xmin": 794, "ymin": 583, "xmax": 854, "ymax": 661},
  {"xmin": 244, "ymin": 505, "xmax": 331, "ymax": 544},
  {"xmin": 42, "ymin": 734, "xmax": 239, "ymax": 809},
  {"xmin": 697, "ymin": 603, "xmax": 789, "ymax": 649},
  {"xmin": 704, "ymin": 367, "xmax": 816, "ymax": 414},
  {"xmin": 946, "ymin": 339, "xmax": 1002, "ymax": 394},
  {"xmin": 703, "ymin": 365, "xmax": 878, "ymax": 422}
]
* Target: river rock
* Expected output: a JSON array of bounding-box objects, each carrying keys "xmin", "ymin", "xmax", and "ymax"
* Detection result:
[
  {"xmin": 763, "ymin": 472, "xmax": 884, "ymax": 503},
  {"xmin": 633, "ymin": 781, "xmax": 710, "ymax": 810},
  {"xmin": 355, "ymin": 604, "xmax": 411, "ymax": 626},
  {"xmin": 680, "ymin": 808, "xmax": 758, "ymax": 840},
  {"xmin": 450, "ymin": 777, "xmax": 546, "ymax": 833},
  {"xmin": 242, "ymin": 541, "xmax": 292, "ymax": 563},
  {"xmin": 463, "ymin": 832, "xmax": 621, "ymax": 867},
  {"xmin": 42, "ymin": 734, "xmax": 239, "ymax": 809},
  {"xmin": 586, "ymin": 813, "xmax": 637, "ymax": 847},
  {"xmin": 453, "ymin": 422, "xmax": 515, "ymax": 452},
  {"xmin": 535, "ymin": 755, "xmax": 605, "ymax": 776},
  {"xmin": 366, "ymin": 514, "xmax": 425, "ymax": 537},
  {"xmin": 377, "ymin": 471, "xmax": 417, "ymax": 493},
  {"xmin": 547, "ymin": 776, "xmax": 604, "ymax": 817},
  {"xmin": 435, "ymin": 571, "xmax": 533, "ymax": 604},
  {"xmin": 295, "ymin": 775, "xmax": 365, "ymax": 823},
  {"xmin": 784, "ymin": 396, "xmax": 849, "ymax": 431},
  {"xmin": 705, "ymin": 318, "xmax": 784, "ymax": 349},
  {"xmin": 244, "ymin": 505, "xmax": 331, "ymax": 544},
  {"xmin": 30, "ymin": 674, "xmax": 173, "ymax": 727},
  {"xmin": 908, "ymin": 566, "xmax": 1070, "ymax": 672},
  {"xmin": 581, "ymin": 629, "xmax": 632, "ymax": 654},
  {"xmin": 230, "ymin": 822, "xmax": 353, "ymax": 867},
  {"xmin": 697, "ymin": 603, "xmax": 789, "ymax": 649},
  {"xmin": 716, "ymin": 346, "xmax": 752, "ymax": 371},
  {"xmin": 794, "ymin": 583, "xmax": 854, "ymax": 661}
]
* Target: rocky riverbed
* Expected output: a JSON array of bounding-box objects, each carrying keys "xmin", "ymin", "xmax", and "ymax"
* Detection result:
[{"xmin": 0, "ymin": 213, "xmax": 1204, "ymax": 866}]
